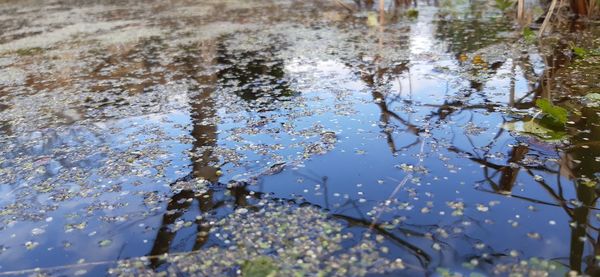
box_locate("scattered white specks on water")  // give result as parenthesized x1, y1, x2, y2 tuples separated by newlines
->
(74, 270, 87, 276)
(24, 241, 39, 250)
(476, 204, 489, 212)
(31, 228, 45, 236)
(98, 239, 112, 247)
(0, 0, 598, 275)
(235, 208, 248, 214)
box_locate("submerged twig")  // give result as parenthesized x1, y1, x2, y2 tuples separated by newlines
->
(368, 135, 427, 229)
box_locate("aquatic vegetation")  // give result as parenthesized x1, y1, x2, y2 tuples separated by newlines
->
(494, 0, 514, 12)
(1, 0, 600, 276)
(570, 43, 600, 59)
(108, 200, 405, 276)
(522, 27, 536, 44)
(406, 9, 419, 18)
(15, 47, 43, 56)
(492, 257, 570, 276)
(241, 257, 278, 277)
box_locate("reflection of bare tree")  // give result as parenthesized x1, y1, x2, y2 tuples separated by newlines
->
(358, 61, 423, 153)
(147, 39, 297, 268)
(338, 9, 423, 154)
(86, 38, 169, 102)
(491, 144, 529, 193)
(352, 0, 415, 10)
(434, 3, 513, 54)
(430, 7, 600, 272)
(139, 7, 600, 274)
(334, 212, 432, 267)
(216, 43, 295, 111)
(449, 42, 600, 274)
(148, 189, 212, 267)
(147, 40, 220, 268)
(146, 40, 440, 266)
(446, 115, 599, 274)
(563, 105, 600, 274)
(0, 103, 10, 136)
(148, 182, 262, 268)
(292, 169, 435, 268)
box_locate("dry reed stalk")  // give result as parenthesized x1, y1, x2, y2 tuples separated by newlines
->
(539, 0, 558, 37)
(517, 0, 525, 19)
(589, 0, 598, 17)
(379, 0, 385, 25)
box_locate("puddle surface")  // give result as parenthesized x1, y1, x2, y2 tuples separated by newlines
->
(1, 0, 600, 275)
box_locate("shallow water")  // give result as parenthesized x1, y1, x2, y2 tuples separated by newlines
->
(1, 0, 600, 276)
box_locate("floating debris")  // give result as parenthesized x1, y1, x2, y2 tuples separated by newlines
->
(0, 0, 599, 275)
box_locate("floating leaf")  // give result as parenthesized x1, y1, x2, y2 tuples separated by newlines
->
(435, 267, 451, 277)
(586, 93, 600, 101)
(25, 241, 39, 250)
(98, 239, 112, 247)
(367, 12, 379, 27)
(585, 93, 600, 107)
(502, 120, 567, 141)
(535, 99, 568, 125)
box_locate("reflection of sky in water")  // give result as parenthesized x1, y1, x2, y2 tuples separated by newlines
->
(253, 55, 577, 266)
(0, 0, 599, 275)
(0, 112, 191, 271)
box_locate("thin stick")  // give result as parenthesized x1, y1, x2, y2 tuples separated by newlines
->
(379, 0, 385, 26)
(368, 137, 427, 229)
(538, 0, 558, 37)
(333, 0, 355, 12)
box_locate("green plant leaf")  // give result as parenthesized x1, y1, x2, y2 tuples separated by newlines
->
(502, 120, 567, 142)
(582, 179, 597, 188)
(573, 46, 587, 58)
(522, 27, 535, 44)
(535, 99, 568, 125)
